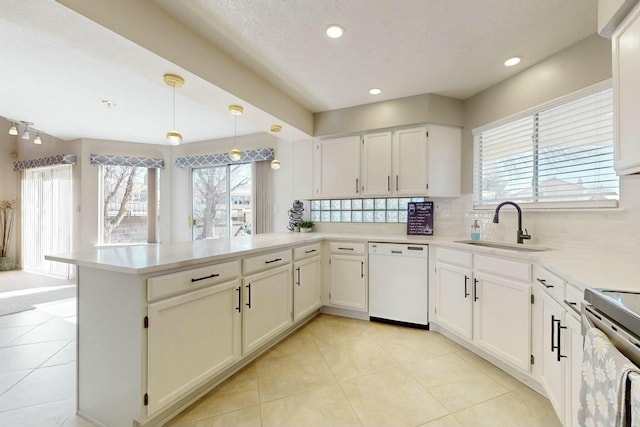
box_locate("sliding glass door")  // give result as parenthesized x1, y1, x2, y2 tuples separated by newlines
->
(21, 165, 73, 278)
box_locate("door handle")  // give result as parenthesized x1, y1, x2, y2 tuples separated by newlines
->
(235, 286, 241, 312)
(296, 267, 301, 286)
(464, 275, 470, 298)
(551, 315, 558, 353)
(191, 273, 219, 282)
(361, 261, 364, 278)
(473, 278, 479, 302)
(557, 321, 567, 362)
(265, 258, 282, 264)
(537, 278, 553, 288)
(246, 283, 252, 308)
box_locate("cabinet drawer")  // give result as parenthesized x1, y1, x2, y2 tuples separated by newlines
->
(475, 255, 531, 284)
(294, 243, 321, 260)
(243, 249, 292, 275)
(564, 283, 583, 320)
(147, 260, 241, 301)
(329, 242, 366, 255)
(435, 247, 472, 268)
(533, 265, 566, 303)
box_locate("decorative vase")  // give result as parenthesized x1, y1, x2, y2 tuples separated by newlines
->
(300, 227, 312, 233)
(0, 257, 15, 271)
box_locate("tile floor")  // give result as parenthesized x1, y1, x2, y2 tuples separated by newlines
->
(0, 301, 561, 427)
(167, 315, 562, 427)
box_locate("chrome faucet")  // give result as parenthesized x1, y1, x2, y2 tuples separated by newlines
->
(492, 201, 531, 244)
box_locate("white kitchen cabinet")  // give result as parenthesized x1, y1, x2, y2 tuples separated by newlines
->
(540, 289, 566, 423)
(473, 272, 531, 372)
(434, 247, 532, 374)
(434, 262, 473, 340)
(293, 255, 321, 322)
(242, 264, 293, 354)
(314, 135, 361, 198)
(565, 313, 583, 427)
(146, 279, 241, 416)
(614, 2, 640, 175)
(329, 254, 367, 311)
(393, 127, 428, 195)
(426, 125, 461, 197)
(362, 131, 393, 196)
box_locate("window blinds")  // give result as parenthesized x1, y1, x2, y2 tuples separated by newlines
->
(473, 87, 618, 208)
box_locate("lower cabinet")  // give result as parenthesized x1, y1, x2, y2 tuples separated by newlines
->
(540, 290, 565, 421)
(242, 264, 293, 354)
(329, 254, 367, 311)
(433, 247, 532, 374)
(146, 280, 242, 416)
(293, 255, 321, 322)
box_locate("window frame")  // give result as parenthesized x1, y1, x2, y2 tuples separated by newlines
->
(472, 80, 619, 211)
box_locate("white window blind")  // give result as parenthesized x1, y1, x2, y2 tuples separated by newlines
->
(473, 87, 618, 208)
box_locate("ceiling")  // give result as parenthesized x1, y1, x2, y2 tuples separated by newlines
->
(0, 0, 598, 145)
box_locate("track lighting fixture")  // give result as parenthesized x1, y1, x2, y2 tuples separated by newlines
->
(8, 122, 18, 136)
(163, 74, 184, 145)
(34, 132, 42, 145)
(21, 122, 33, 140)
(228, 105, 243, 161)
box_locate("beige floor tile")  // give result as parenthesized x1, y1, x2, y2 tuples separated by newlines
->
(303, 314, 369, 346)
(214, 363, 258, 396)
(375, 330, 463, 364)
(404, 353, 479, 388)
(172, 405, 262, 427)
(319, 338, 398, 381)
(427, 373, 509, 412)
(0, 309, 54, 329)
(455, 350, 524, 390)
(0, 339, 70, 374)
(269, 327, 318, 356)
(0, 326, 34, 347)
(8, 317, 75, 345)
(41, 340, 76, 367)
(261, 384, 361, 427)
(169, 388, 260, 425)
(60, 413, 98, 427)
(419, 414, 463, 427)
(453, 386, 562, 427)
(256, 347, 337, 402)
(0, 369, 31, 395)
(340, 367, 448, 427)
(0, 397, 75, 427)
(0, 363, 75, 411)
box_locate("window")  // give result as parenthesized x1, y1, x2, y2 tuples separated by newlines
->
(99, 165, 159, 244)
(473, 85, 618, 209)
(192, 163, 252, 240)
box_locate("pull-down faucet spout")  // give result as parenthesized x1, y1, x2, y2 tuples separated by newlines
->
(492, 201, 531, 244)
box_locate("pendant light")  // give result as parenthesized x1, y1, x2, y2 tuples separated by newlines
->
(228, 105, 243, 161)
(34, 131, 42, 145)
(8, 122, 18, 136)
(21, 123, 31, 140)
(163, 74, 184, 145)
(270, 124, 282, 170)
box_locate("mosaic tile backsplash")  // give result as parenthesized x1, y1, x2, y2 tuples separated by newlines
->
(310, 198, 428, 223)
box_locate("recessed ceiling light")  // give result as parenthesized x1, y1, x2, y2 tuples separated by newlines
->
(101, 99, 117, 108)
(504, 57, 521, 67)
(326, 24, 344, 39)
(369, 88, 382, 95)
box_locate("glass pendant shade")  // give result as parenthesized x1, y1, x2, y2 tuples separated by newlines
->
(166, 131, 182, 146)
(228, 105, 244, 161)
(270, 159, 281, 170)
(229, 149, 242, 161)
(34, 133, 42, 145)
(8, 122, 18, 136)
(22, 129, 30, 140)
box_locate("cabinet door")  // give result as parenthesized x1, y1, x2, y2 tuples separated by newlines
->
(614, 4, 640, 174)
(426, 125, 461, 197)
(315, 136, 361, 198)
(393, 127, 428, 195)
(540, 292, 565, 422)
(147, 280, 241, 416)
(473, 273, 531, 372)
(434, 262, 473, 340)
(294, 256, 321, 322)
(565, 313, 583, 427)
(243, 264, 293, 354)
(329, 255, 367, 311)
(362, 132, 392, 196)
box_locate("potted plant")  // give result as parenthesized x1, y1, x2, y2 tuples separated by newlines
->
(0, 200, 16, 271)
(298, 220, 314, 233)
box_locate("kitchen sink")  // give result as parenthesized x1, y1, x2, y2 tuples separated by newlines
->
(454, 240, 552, 252)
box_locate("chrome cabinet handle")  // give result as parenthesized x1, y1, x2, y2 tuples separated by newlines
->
(296, 267, 301, 286)
(464, 275, 470, 298)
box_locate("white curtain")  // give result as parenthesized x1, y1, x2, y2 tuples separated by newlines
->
(21, 164, 73, 278)
(253, 161, 273, 234)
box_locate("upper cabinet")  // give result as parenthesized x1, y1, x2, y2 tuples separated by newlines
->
(614, 2, 640, 175)
(314, 135, 361, 198)
(314, 125, 461, 199)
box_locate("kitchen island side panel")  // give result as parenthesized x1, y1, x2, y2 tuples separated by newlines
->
(77, 266, 145, 427)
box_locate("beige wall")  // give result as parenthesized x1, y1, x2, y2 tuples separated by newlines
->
(314, 93, 464, 137)
(461, 34, 612, 193)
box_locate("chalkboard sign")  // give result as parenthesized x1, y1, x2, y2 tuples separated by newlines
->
(407, 201, 434, 236)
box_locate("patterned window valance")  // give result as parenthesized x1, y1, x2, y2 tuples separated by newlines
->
(175, 148, 274, 168)
(13, 154, 77, 171)
(90, 154, 165, 169)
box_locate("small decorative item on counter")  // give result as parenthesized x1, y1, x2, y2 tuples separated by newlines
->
(293, 222, 300, 232)
(298, 221, 314, 233)
(470, 219, 481, 241)
(287, 200, 304, 231)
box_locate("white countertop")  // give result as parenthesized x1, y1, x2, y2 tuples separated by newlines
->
(46, 232, 640, 292)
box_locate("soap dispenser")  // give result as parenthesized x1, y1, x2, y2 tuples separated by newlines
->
(470, 220, 480, 241)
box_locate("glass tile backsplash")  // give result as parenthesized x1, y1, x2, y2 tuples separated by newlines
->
(310, 197, 426, 223)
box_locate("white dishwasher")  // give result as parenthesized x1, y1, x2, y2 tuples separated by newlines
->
(368, 242, 428, 328)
